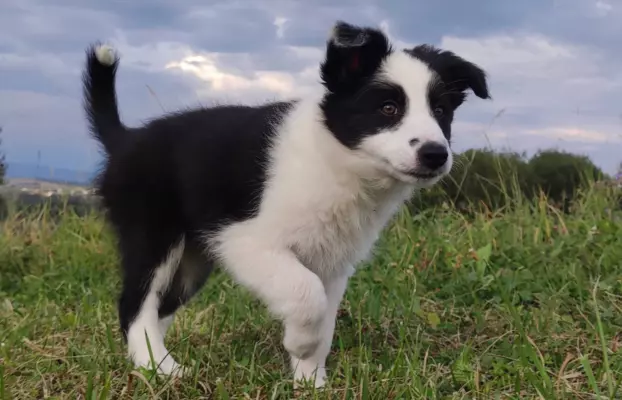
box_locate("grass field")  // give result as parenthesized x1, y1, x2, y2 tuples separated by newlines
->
(1, 186, 621, 399)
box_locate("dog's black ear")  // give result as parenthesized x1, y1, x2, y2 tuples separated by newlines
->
(407, 44, 491, 107)
(320, 21, 392, 93)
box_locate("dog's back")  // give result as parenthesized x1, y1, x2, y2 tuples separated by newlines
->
(83, 46, 295, 237)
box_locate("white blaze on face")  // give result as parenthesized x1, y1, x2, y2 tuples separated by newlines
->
(357, 51, 453, 180)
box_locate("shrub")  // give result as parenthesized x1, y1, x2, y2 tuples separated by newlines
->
(529, 149, 606, 205)
(412, 147, 610, 214)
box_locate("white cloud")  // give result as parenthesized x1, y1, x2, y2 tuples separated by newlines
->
(274, 16, 288, 39)
(166, 54, 296, 94)
(105, 35, 196, 73)
(595, 1, 613, 16)
(439, 34, 607, 85)
(524, 127, 620, 143)
(163, 48, 324, 103)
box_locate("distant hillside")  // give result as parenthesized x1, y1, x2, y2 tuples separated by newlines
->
(4, 162, 96, 185)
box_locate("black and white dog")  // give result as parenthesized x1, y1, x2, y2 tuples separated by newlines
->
(82, 21, 490, 388)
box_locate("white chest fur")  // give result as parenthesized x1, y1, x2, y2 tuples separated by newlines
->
(284, 182, 412, 279)
(220, 176, 412, 282)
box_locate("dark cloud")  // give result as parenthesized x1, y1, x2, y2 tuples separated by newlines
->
(382, 0, 555, 44)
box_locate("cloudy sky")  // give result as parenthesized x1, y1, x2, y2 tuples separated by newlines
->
(1, 0, 621, 175)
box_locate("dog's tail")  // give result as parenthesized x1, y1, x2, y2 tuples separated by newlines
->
(82, 43, 126, 156)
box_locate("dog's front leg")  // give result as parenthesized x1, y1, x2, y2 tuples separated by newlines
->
(215, 235, 329, 374)
(290, 271, 350, 388)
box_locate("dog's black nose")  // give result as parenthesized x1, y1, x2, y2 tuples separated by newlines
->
(418, 142, 448, 170)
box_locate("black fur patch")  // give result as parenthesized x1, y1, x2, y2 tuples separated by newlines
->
(320, 21, 393, 94)
(406, 44, 491, 110)
(319, 21, 403, 149)
(321, 81, 408, 149)
(406, 44, 490, 142)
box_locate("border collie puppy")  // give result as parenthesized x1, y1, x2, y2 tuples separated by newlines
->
(82, 21, 490, 388)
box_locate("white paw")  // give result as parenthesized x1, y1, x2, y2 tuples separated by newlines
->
(293, 363, 327, 389)
(157, 359, 189, 378)
(134, 355, 189, 378)
(283, 323, 321, 360)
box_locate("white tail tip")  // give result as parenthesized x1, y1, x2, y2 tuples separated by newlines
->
(95, 45, 117, 66)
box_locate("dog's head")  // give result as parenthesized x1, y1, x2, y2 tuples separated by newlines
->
(319, 21, 490, 187)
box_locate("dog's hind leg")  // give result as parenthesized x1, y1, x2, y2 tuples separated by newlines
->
(157, 239, 215, 336)
(118, 229, 186, 376)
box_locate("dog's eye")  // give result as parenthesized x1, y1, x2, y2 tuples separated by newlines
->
(380, 102, 398, 116)
(433, 106, 444, 117)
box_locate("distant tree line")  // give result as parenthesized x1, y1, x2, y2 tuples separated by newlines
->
(0, 191, 100, 221)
